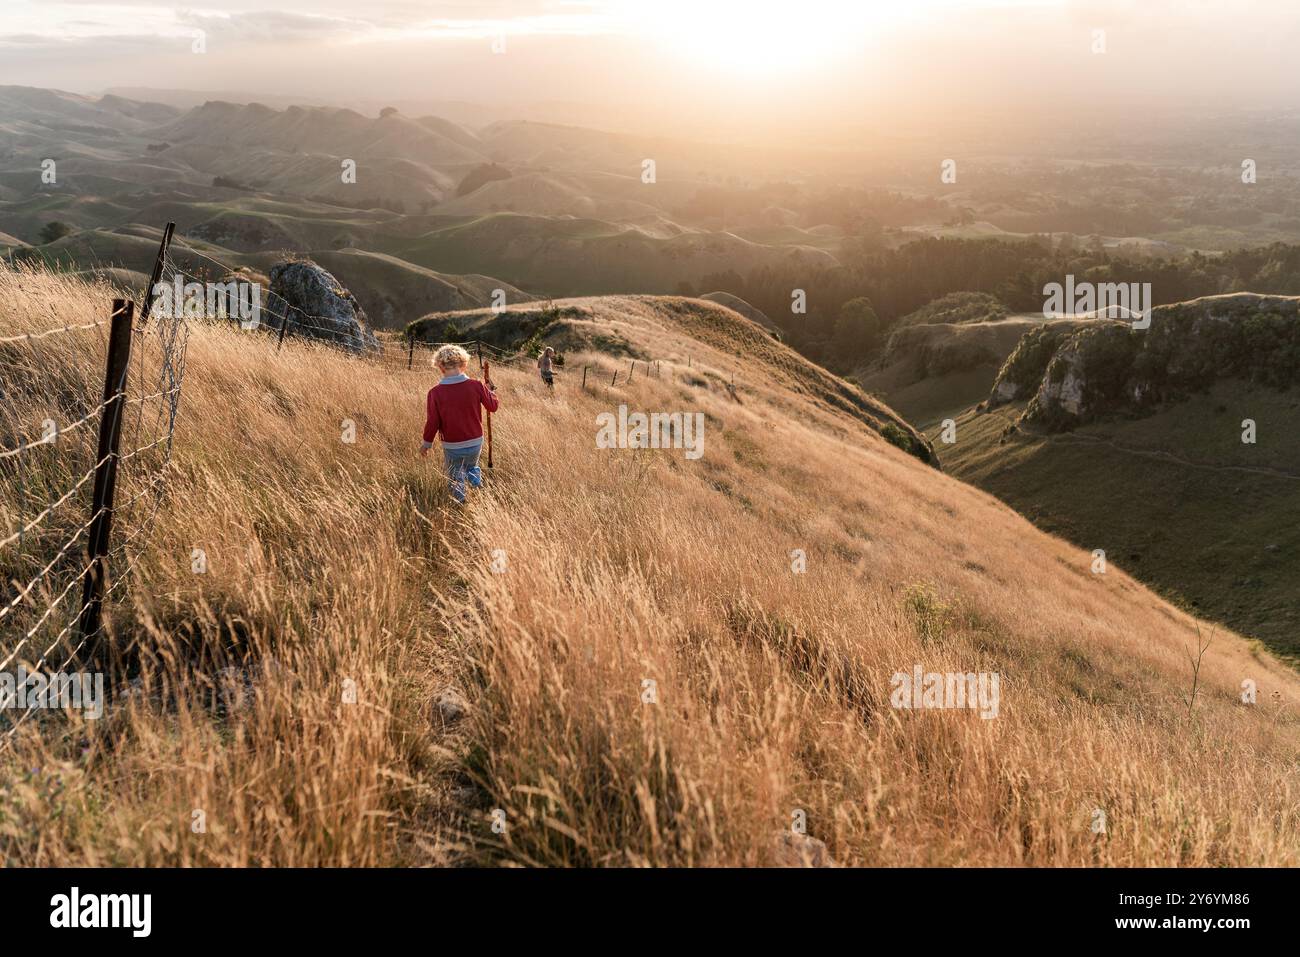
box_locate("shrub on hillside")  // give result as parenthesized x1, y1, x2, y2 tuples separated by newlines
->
(897, 291, 1009, 328)
(904, 583, 954, 645)
(1078, 322, 1143, 398)
(880, 421, 918, 456)
(38, 221, 72, 245)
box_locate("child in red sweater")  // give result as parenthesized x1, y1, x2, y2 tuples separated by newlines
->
(419, 344, 499, 503)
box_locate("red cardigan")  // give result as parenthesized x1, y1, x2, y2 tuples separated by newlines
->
(423, 376, 499, 444)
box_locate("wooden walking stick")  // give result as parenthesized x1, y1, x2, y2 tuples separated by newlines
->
(483, 359, 494, 469)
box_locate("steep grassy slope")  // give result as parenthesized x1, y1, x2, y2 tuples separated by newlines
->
(939, 384, 1300, 661)
(699, 291, 779, 335)
(3, 265, 1299, 866)
(408, 295, 933, 463)
(935, 295, 1300, 660)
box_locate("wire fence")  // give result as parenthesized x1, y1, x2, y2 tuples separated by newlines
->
(1, 250, 188, 745)
(163, 240, 696, 395)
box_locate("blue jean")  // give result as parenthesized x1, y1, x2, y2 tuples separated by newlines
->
(443, 443, 483, 502)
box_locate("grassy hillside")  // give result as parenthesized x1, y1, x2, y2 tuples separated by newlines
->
(410, 295, 934, 463)
(394, 212, 839, 296)
(152, 101, 486, 166)
(893, 291, 1009, 328)
(699, 291, 779, 334)
(937, 383, 1300, 662)
(431, 171, 664, 220)
(0, 85, 181, 140)
(3, 264, 1300, 866)
(11, 224, 533, 329)
(931, 294, 1300, 660)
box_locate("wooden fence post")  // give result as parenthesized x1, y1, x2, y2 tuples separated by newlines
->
(582, 366, 588, 390)
(611, 369, 618, 386)
(276, 308, 291, 351)
(136, 222, 175, 329)
(407, 331, 415, 370)
(77, 299, 135, 655)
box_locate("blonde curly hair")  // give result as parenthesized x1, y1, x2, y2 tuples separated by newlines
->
(434, 344, 472, 372)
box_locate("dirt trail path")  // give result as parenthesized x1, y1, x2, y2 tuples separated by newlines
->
(1050, 432, 1300, 482)
(954, 405, 1300, 482)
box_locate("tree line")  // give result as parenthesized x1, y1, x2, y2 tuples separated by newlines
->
(682, 237, 1300, 371)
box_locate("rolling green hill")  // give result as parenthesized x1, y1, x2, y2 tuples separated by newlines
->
(393, 212, 839, 296)
(10, 223, 532, 328)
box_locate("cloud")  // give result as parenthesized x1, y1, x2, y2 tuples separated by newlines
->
(3, 1, 1299, 121)
(174, 10, 379, 43)
(0, 2, 613, 51)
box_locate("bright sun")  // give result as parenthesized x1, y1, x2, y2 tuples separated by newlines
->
(614, 0, 911, 77)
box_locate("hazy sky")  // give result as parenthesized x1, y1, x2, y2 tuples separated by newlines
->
(3, 1, 1298, 133)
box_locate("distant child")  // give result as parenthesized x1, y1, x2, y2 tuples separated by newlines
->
(537, 347, 556, 389)
(420, 344, 498, 503)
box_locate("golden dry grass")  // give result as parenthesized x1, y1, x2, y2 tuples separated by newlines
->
(2, 263, 1299, 866)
